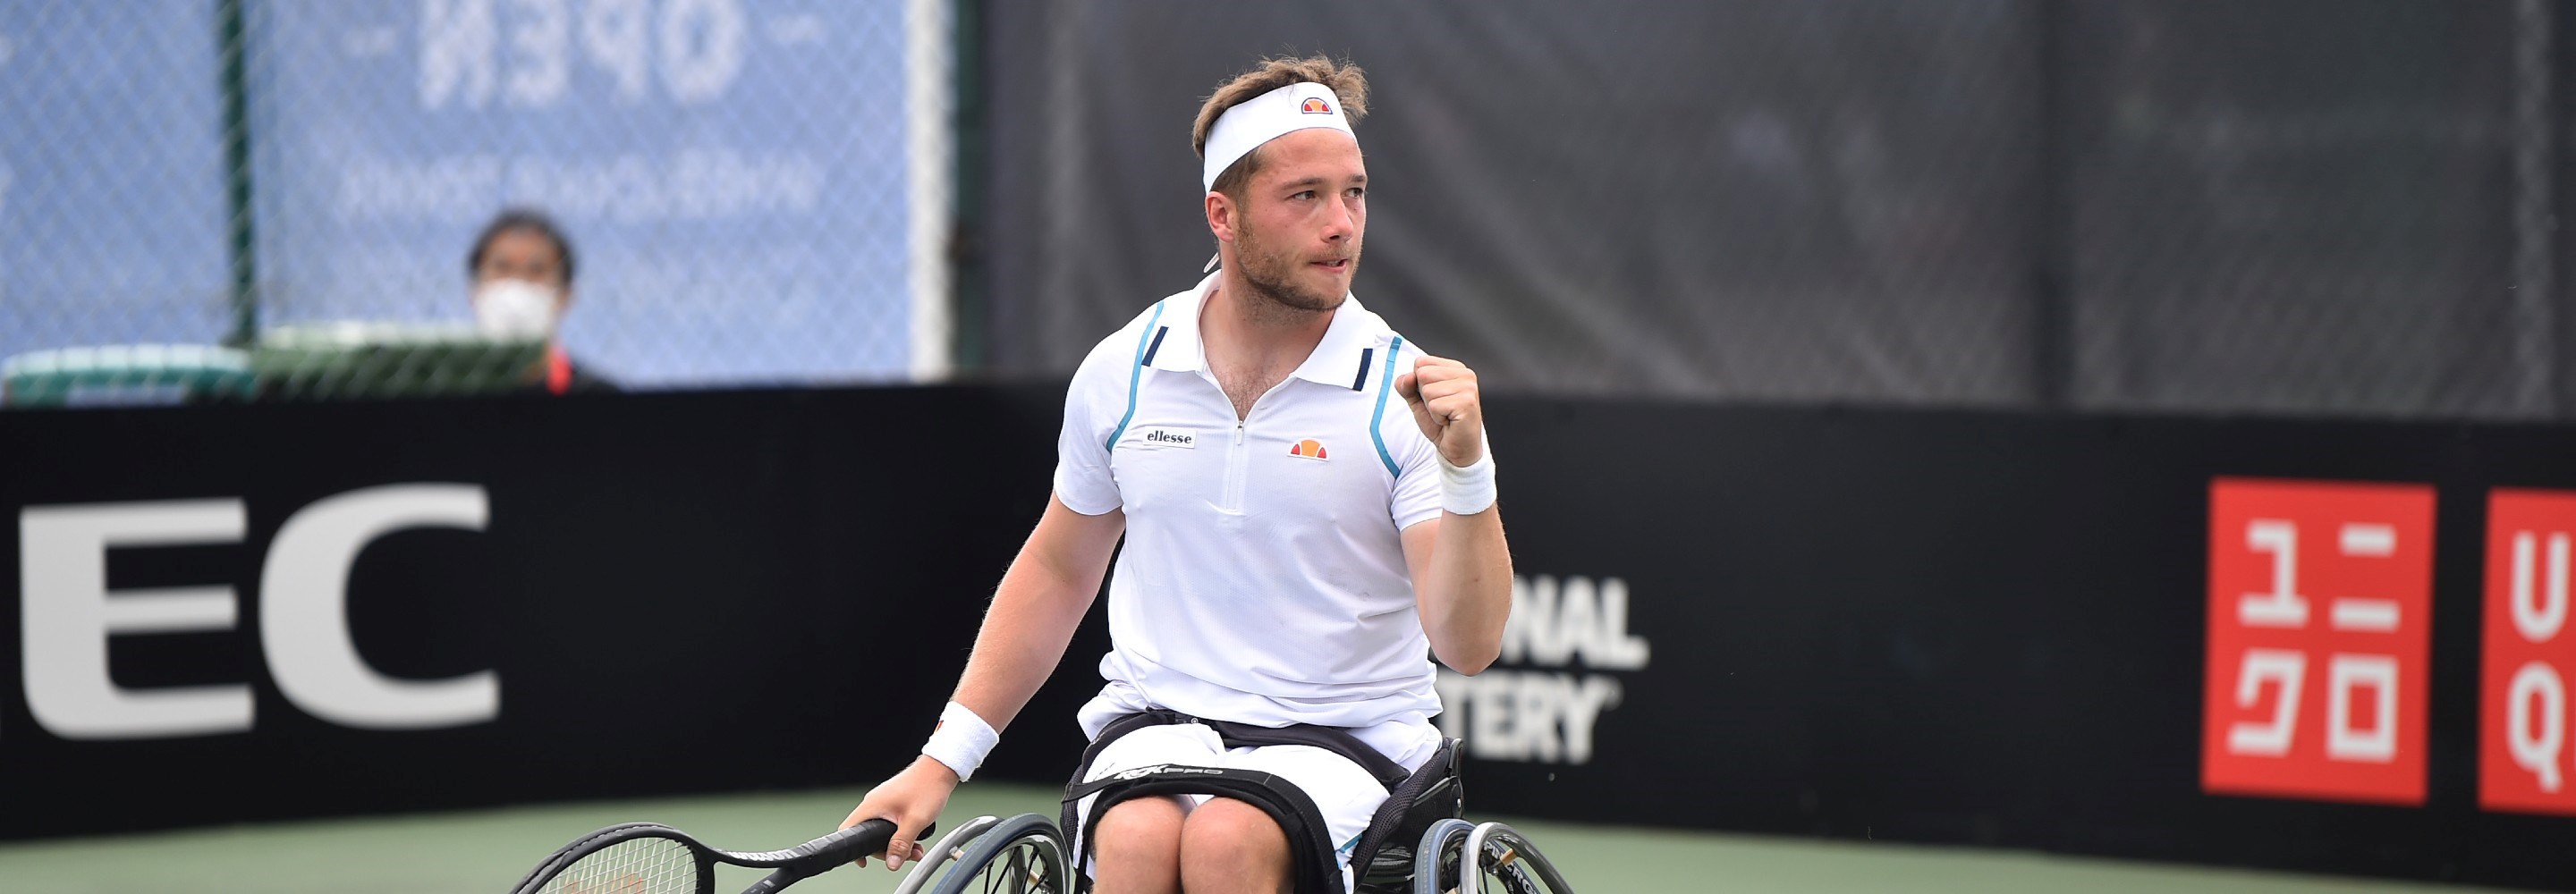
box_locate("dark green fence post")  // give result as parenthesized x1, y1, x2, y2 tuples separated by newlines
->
(217, 0, 258, 347)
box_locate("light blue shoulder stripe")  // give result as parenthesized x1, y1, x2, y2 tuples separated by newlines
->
(1368, 335, 1405, 476)
(1104, 300, 1168, 452)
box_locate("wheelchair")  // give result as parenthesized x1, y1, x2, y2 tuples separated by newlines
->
(888, 738, 1574, 894)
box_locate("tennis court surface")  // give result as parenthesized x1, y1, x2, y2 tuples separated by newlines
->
(0, 782, 2512, 894)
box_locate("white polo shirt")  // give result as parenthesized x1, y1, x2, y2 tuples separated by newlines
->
(1054, 272, 1447, 756)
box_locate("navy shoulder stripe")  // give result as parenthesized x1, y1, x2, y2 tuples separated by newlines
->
(1140, 325, 1170, 367)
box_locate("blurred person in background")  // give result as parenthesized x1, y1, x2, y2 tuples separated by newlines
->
(468, 207, 616, 394)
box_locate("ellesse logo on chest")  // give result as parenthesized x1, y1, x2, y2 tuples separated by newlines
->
(1135, 426, 1197, 448)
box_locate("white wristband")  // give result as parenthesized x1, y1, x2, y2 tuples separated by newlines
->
(921, 701, 999, 781)
(1437, 447, 1497, 516)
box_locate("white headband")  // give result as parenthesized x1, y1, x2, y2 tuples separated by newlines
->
(1200, 81, 1354, 191)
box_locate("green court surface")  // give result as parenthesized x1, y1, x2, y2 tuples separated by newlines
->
(0, 782, 2513, 894)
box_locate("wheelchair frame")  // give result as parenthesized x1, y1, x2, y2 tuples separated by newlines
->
(892, 812, 1573, 894)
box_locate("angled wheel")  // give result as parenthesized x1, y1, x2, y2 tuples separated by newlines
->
(893, 816, 1007, 894)
(1411, 819, 1474, 893)
(1415, 820, 1572, 894)
(913, 813, 1071, 894)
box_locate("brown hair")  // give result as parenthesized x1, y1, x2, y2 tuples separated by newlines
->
(1192, 55, 1369, 198)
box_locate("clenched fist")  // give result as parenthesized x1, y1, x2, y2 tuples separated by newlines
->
(1394, 355, 1485, 467)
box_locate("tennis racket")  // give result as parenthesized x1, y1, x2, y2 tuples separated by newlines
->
(506, 817, 930, 894)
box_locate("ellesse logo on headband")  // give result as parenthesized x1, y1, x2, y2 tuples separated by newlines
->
(1301, 97, 1332, 114)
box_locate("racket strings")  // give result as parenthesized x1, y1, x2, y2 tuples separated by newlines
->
(541, 836, 699, 894)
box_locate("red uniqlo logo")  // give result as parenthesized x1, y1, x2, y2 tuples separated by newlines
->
(2481, 490, 2576, 814)
(2203, 478, 2434, 805)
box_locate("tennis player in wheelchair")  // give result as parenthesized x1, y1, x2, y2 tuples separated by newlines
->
(844, 55, 1516, 894)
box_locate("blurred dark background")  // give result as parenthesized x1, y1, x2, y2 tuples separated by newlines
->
(976, 0, 2567, 419)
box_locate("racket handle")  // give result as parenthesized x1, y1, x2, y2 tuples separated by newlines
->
(736, 819, 931, 893)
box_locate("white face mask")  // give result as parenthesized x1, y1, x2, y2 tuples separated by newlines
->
(472, 279, 562, 340)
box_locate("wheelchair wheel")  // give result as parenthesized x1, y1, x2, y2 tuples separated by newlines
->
(1414, 819, 1573, 894)
(897, 813, 1072, 894)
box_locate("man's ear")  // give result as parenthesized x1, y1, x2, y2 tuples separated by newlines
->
(1204, 190, 1237, 245)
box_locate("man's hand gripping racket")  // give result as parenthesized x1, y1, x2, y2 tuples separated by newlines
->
(506, 817, 930, 894)
(838, 755, 960, 871)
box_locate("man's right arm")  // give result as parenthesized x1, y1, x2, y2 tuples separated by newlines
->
(953, 493, 1126, 734)
(841, 493, 1126, 869)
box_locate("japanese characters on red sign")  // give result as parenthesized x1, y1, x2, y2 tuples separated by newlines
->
(2481, 489, 2576, 814)
(2204, 477, 2435, 805)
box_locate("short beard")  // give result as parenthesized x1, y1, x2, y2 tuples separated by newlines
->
(1233, 216, 1352, 324)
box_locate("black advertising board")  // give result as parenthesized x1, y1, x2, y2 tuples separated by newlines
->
(5, 388, 2576, 889)
(1467, 401, 2576, 890)
(0, 386, 1096, 840)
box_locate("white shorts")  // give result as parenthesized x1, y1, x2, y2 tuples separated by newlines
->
(1070, 722, 1390, 892)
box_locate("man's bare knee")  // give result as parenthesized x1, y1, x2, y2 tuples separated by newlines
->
(1094, 797, 1187, 894)
(1179, 798, 1291, 894)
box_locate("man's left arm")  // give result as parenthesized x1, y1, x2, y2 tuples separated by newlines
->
(1396, 355, 1513, 674)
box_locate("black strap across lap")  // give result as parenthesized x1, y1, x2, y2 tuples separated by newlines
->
(1072, 709, 1410, 789)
